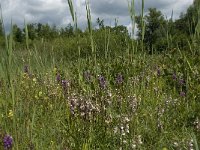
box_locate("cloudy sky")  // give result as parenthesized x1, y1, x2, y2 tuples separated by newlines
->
(1, 0, 193, 31)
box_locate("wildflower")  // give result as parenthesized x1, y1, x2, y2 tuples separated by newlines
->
(98, 75, 106, 89)
(49, 104, 53, 110)
(120, 126, 124, 131)
(84, 71, 91, 82)
(3, 134, 13, 149)
(121, 131, 126, 136)
(123, 140, 127, 144)
(33, 78, 37, 83)
(8, 110, 13, 118)
(114, 127, 118, 134)
(38, 91, 43, 97)
(188, 139, 194, 150)
(157, 68, 161, 76)
(157, 120, 163, 131)
(56, 73, 61, 83)
(137, 135, 143, 145)
(24, 65, 29, 73)
(61, 80, 69, 90)
(125, 124, 130, 133)
(35, 95, 39, 100)
(180, 91, 186, 97)
(107, 90, 112, 97)
(69, 99, 76, 116)
(131, 144, 136, 149)
(179, 79, 185, 86)
(124, 116, 130, 123)
(116, 73, 123, 85)
(194, 117, 200, 131)
(50, 141, 54, 145)
(172, 73, 177, 80)
(173, 142, 179, 147)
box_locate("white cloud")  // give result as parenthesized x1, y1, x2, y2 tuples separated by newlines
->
(0, 0, 194, 31)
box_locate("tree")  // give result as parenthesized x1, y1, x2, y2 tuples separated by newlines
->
(25, 23, 37, 40)
(39, 24, 51, 39)
(60, 23, 74, 38)
(13, 24, 23, 43)
(170, 0, 200, 49)
(174, 0, 199, 36)
(36, 23, 43, 37)
(136, 8, 167, 51)
(50, 24, 59, 39)
(112, 25, 129, 36)
(185, 0, 199, 35)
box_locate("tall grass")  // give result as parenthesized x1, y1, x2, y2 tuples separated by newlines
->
(0, 0, 199, 149)
(141, 0, 145, 52)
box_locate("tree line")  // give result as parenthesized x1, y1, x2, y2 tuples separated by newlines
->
(0, 0, 199, 52)
(136, 0, 199, 52)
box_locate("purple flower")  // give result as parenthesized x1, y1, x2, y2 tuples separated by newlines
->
(24, 65, 29, 73)
(172, 73, 177, 80)
(180, 91, 186, 97)
(179, 79, 185, 86)
(61, 80, 69, 90)
(157, 68, 161, 76)
(56, 73, 61, 83)
(3, 135, 13, 149)
(116, 73, 123, 85)
(98, 75, 106, 89)
(62, 80, 67, 88)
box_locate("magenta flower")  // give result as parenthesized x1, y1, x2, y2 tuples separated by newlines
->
(98, 75, 106, 89)
(56, 73, 61, 83)
(180, 91, 186, 97)
(24, 65, 29, 73)
(3, 134, 13, 149)
(61, 80, 70, 90)
(172, 73, 177, 81)
(116, 73, 123, 85)
(179, 79, 185, 86)
(157, 68, 161, 76)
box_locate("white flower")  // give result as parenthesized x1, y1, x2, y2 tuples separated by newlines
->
(114, 127, 118, 134)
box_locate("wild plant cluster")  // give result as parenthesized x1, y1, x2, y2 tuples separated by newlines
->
(0, 0, 200, 149)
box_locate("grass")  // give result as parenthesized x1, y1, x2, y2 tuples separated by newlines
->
(0, 0, 200, 149)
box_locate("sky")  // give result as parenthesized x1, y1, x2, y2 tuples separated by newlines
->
(0, 0, 194, 32)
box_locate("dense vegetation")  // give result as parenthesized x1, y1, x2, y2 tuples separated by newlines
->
(0, 0, 200, 149)
(0, 0, 199, 54)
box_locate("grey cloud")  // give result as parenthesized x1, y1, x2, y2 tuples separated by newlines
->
(0, 0, 193, 32)
(90, 0, 128, 16)
(90, 0, 193, 19)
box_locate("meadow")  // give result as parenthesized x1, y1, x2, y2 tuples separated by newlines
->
(0, 0, 200, 149)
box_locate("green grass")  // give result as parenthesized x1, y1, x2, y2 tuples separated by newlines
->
(0, 0, 200, 149)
